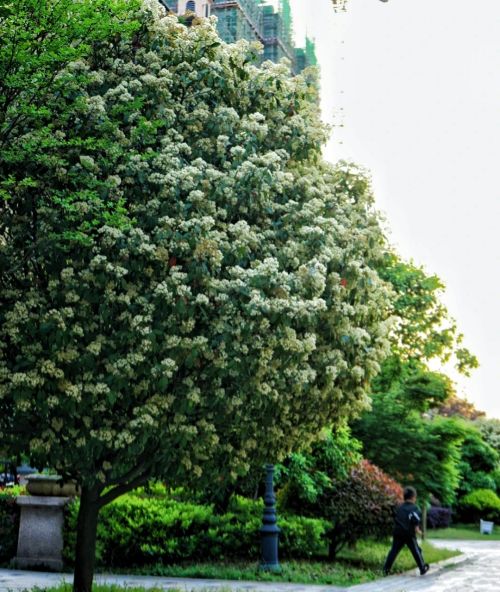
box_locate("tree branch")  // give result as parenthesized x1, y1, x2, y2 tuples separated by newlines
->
(98, 472, 150, 508)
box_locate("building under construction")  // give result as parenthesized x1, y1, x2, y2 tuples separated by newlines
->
(162, 0, 317, 75)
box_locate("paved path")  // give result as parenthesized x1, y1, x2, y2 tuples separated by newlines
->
(0, 540, 499, 592)
(350, 540, 500, 592)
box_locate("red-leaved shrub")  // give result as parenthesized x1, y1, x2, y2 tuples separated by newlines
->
(323, 460, 403, 558)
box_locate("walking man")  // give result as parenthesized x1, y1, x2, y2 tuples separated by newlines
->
(383, 486, 429, 576)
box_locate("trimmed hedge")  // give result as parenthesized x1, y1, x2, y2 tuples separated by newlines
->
(0, 488, 20, 563)
(458, 489, 500, 523)
(63, 493, 331, 567)
(427, 506, 453, 529)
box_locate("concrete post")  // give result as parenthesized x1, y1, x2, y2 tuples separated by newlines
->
(15, 496, 71, 570)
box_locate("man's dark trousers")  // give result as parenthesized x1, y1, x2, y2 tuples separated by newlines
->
(384, 534, 426, 573)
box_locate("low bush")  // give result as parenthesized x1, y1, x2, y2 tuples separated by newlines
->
(458, 488, 500, 523)
(427, 506, 453, 529)
(63, 493, 330, 567)
(0, 488, 20, 563)
(324, 460, 402, 558)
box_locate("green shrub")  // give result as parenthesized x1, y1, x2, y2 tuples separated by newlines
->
(279, 514, 330, 558)
(0, 488, 20, 563)
(459, 488, 500, 523)
(277, 427, 362, 509)
(277, 431, 402, 559)
(63, 493, 329, 567)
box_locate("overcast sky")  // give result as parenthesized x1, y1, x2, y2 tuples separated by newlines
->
(282, 0, 500, 417)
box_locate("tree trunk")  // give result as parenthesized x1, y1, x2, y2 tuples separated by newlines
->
(421, 502, 428, 540)
(328, 529, 340, 560)
(73, 485, 101, 592)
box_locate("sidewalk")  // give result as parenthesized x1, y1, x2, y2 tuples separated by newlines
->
(0, 543, 472, 592)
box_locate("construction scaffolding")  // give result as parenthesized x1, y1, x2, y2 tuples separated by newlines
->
(261, 3, 294, 65)
(280, 0, 293, 46)
(305, 36, 317, 67)
(212, 0, 263, 44)
(163, 0, 317, 75)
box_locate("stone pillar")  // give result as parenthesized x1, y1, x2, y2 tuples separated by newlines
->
(15, 496, 70, 570)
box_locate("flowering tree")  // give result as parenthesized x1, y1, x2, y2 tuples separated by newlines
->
(0, 1, 392, 589)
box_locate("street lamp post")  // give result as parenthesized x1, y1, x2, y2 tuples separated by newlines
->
(260, 463, 281, 572)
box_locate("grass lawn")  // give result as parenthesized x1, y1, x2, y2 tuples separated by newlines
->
(110, 539, 460, 587)
(33, 540, 461, 591)
(429, 523, 500, 541)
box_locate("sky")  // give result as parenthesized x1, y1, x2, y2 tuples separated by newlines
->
(281, 0, 500, 417)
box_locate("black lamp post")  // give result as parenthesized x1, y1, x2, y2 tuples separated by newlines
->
(260, 463, 281, 572)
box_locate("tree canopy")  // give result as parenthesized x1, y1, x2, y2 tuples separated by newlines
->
(351, 371, 465, 505)
(455, 427, 499, 497)
(351, 253, 480, 506)
(0, 1, 393, 589)
(378, 254, 478, 374)
(0, 0, 141, 149)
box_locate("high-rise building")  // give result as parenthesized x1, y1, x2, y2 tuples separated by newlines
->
(163, 1, 212, 18)
(161, 0, 317, 75)
(295, 36, 317, 73)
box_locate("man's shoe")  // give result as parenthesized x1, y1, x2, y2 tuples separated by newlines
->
(383, 568, 390, 577)
(420, 564, 430, 575)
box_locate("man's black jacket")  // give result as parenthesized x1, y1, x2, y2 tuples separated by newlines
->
(393, 501, 421, 538)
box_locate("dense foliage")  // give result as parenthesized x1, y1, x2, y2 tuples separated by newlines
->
(277, 433, 401, 559)
(377, 255, 477, 373)
(63, 492, 330, 566)
(456, 428, 499, 497)
(0, 488, 19, 563)
(352, 370, 465, 505)
(475, 418, 500, 456)
(0, 0, 141, 148)
(0, 0, 392, 492)
(352, 255, 479, 509)
(458, 489, 500, 524)
(277, 427, 362, 508)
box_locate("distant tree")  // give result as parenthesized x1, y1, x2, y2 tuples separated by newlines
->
(474, 418, 500, 455)
(378, 255, 477, 374)
(456, 427, 499, 497)
(352, 379, 465, 508)
(352, 255, 478, 528)
(437, 394, 485, 421)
